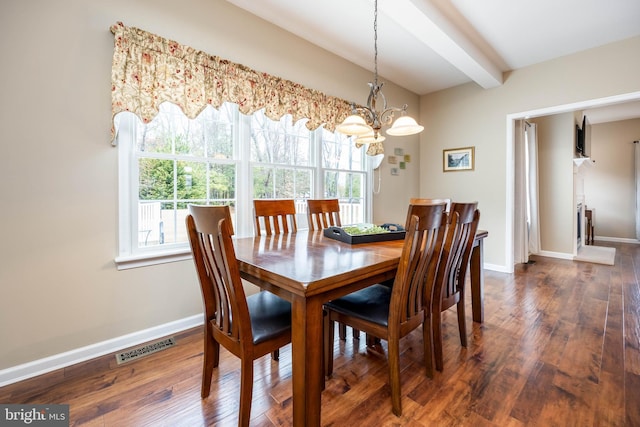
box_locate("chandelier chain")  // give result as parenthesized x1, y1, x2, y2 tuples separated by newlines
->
(373, 0, 378, 86)
(334, 0, 423, 155)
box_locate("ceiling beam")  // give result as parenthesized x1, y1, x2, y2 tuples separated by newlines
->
(379, 0, 503, 89)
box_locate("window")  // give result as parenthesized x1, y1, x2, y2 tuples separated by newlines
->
(115, 102, 370, 269)
(320, 129, 365, 225)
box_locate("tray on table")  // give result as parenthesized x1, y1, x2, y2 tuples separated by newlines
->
(323, 224, 406, 244)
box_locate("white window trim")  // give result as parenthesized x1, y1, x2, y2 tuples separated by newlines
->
(114, 114, 193, 269)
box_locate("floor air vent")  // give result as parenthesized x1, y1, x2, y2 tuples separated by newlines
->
(115, 337, 176, 365)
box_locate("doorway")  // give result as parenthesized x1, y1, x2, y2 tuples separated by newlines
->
(507, 91, 640, 272)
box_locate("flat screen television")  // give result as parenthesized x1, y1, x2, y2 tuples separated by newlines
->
(576, 115, 590, 158)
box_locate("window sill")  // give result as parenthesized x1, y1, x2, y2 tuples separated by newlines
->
(115, 248, 192, 270)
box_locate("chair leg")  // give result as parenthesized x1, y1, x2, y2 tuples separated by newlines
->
(201, 330, 219, 398)
(338, 323, 360, 339)
(239, 358, 254, 427)
(423, 315, 435, 379)
(324, 311, 335, 377)
(366, 334, 377, 347)
(387, 335, 402, 416)
(271, 349, 279, 361)
(457, 298, 467, 348)
(433, 311, 444, 372)
(338, 322, 347, 340)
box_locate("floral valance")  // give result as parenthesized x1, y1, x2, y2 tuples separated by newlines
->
(110, 21, 354, 143)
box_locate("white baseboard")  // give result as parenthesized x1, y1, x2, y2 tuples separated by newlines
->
(0, 314, 203, 387)
(536, 250, 574, 260)
(484, 263, 510, 273)
(595, 236, 640, 244)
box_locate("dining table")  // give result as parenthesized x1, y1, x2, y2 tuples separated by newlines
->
(233, 228, 488, 427)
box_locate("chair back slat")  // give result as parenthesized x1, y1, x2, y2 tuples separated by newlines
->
(307, 199, 342, 230)
(434, 202, 480, 306)
(253, 199, 298, 236)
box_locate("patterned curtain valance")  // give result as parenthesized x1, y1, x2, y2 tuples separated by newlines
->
(110, 21, 354, 142)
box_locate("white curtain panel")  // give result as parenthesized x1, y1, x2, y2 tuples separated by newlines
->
(526, 123, 541, 255)
(514, 120, 529, 263)
(635, 141, 640, 239)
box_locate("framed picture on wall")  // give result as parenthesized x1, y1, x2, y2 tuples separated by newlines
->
(443, 146, 475, 172)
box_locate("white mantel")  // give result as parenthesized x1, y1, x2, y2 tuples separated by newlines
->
(574, 157, 594, 254)
(573, 157, 594, 169)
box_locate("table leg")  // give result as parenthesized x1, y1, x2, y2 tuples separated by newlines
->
(291, 295, 324, 427)
(470, 237, 484, 323)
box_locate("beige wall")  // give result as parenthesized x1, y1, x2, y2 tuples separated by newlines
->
(419, 36, 640, 268)
(585, 118, 640, 239)
(0, 0, 419, 371)
(535, 113, 576, 254)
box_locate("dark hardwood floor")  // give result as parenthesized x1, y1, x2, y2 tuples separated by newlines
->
(1, 241, 639, 426)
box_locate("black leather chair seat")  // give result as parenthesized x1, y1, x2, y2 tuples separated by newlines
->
(324, 284, 391, 328)
(247, 291, 292, 345)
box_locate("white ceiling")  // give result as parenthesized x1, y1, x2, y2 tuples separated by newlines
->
(225, 0, 640, 122)
(583, 101, 640, 125)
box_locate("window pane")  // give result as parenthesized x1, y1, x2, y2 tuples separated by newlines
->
(201, 104, 235, 159)
(136, 103, 187, 154)
(135, 103, 235, 158)
(138, 201, 165, 247)
(251, 112, 285, 163)
(209, 163, 236, 200)
(179, 161, 206, 203)
(295, 169, 312, 199)
(288, 118, 311, 166)
(250, 110, 311, 165)
(275, 168, 294, 198)
(252, 166, 311, 200)
(324, 171, 365, 224)
(252, 166, 274, 199)
(158, 203, 185, 246)
(321, 128, 363, 171)
(324, 171, 339, 198)
(139, 158, 174, 201)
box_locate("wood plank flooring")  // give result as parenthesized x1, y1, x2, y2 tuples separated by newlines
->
(1, 241, 639, 426)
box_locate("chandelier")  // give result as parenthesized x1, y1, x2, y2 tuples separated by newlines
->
(336, 0, 423, 156)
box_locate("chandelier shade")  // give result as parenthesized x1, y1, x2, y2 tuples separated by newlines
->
(336, 0, 423, 155)
(356, 130, 386, 145)
(386, 115, 424, 136)
(335, 114, 371, 136)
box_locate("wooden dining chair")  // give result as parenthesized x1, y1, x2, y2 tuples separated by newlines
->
(306, 198, 342, 230)
(364, 198, 451, 348)
(186, 205, 292, 427)
(429, 202, 480, 373)
(362, 198, 450, 349)
(323, 202, 448, 416)
(253, 199, 298, 236)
